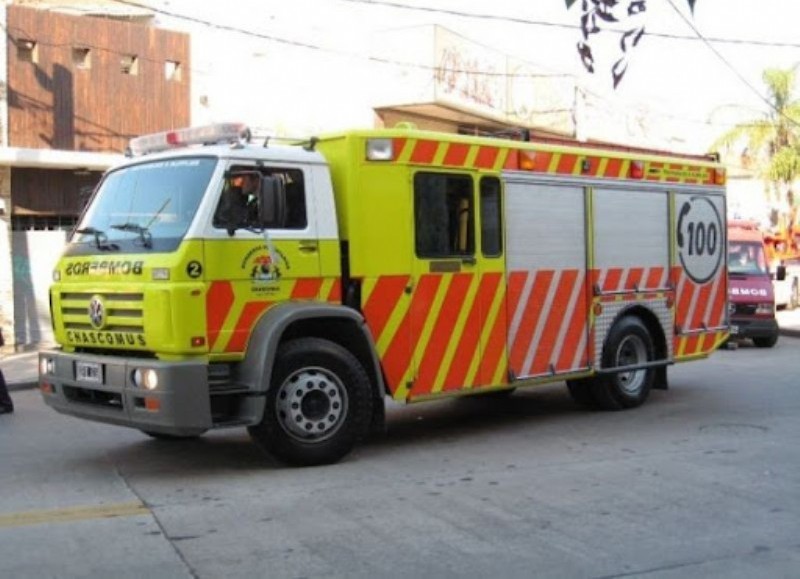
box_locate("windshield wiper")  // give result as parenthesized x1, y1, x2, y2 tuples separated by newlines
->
(110, 223, 153, 249)
(75, 227, 118, 251)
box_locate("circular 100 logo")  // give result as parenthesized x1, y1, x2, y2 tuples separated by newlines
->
(677, 196, 723, 284)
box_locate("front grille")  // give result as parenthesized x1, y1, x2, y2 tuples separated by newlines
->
(60, 292, 144, 333)
(732, 303, 757, 316)
(63, 385, 123, 410)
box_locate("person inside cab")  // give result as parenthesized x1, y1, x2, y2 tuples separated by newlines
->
(214, 172, 260, 234)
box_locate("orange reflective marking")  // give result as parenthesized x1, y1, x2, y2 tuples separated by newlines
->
(410, 140, 438, 164)
(504, 149, 519, 170)
(414, 273, 472, 395)
(675, 276, 696, 331)
(689, 281, 714, 331)
(509, 270, 554, 373)
(625, 267, 644, 291)
(363, 275, 409, 343)
(443, 143, 470, 167)
(225, 301, 272, 352)
(556, 273, 589, 372)
(604, 158, 623, 178)
(382, 275, 441, 392)
(392, 138, 407, 160)
(206, 281, 234, 350)
(291, 278, 323, 299)
(327, 279, 342, 303)
(475, 146, 499, 169)
(531, 151, 553, 172)
(478, 281, 508, 386)
(557, 154, 578, 175)
(707, 274, 727, 328)
(603, 268, 623, 292)
(530, 269, 578, 375)
(444, 272, 502, 391)
(645, 267, 665, 290)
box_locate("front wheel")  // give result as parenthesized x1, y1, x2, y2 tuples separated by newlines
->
(591, 316, 656, 410)
(248, 337, 373, 466)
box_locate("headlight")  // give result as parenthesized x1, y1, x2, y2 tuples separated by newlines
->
(39, 357, 54, 375)
(132, 368, 159, 390)
(755, 302, 774, 315)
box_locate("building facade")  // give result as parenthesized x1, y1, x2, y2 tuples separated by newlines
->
(0, 2, 189, 349)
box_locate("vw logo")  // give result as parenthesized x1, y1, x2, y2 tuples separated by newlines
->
(88, 295, 106, 329)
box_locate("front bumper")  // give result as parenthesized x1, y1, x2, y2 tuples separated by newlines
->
(38, 350, 212, 436)
(729, 316, 779, 340)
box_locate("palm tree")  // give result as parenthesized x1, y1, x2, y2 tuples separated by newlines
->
(711, 67, 800, 230)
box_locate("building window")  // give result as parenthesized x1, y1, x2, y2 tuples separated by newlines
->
(414, 172, 474, 258)
(11, 215, 78, 232)
(72, 47, 92, 70)
(165, 60, 182, 81)
(17, 39, 38, 63)
(121, 54, 139, 75)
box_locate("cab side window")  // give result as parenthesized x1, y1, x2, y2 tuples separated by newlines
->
(414, 172, 474, 258)
(213, 166, 307, 232)
(480, 177, 502, 257)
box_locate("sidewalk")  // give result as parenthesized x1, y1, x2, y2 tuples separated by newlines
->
(3, 311, 800, 393)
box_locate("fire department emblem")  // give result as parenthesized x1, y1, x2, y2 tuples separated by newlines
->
(88, 295, 106, 329)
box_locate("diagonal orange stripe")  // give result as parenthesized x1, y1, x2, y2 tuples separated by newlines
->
(625, 268, 645, 291)
(382, 275, 441, 393)
(530, 270, 579, 375)
(410, 140, 438, 164)
(414, 273, 473, 395)
(556, 272, 588, 372)
(327, 278, 342, 303)
(557, 154, 578, 175)
(291, 278, 323, 299)
(443, 143, 470, 167)
(477, 284, 508, 386)
(443, 272, 502, 391)
(225, 301, 272, 353)
(603, 268, 624, 292)
(474, 146, 499, 169)
(645, 267, 665, 290)
(206, 281, 234, 351)
(509, 270, 554, 374)
(363, 276, 409, 343)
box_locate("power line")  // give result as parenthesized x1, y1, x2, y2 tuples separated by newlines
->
(665, 0, 800, 130)
(338, 0, 800, 50)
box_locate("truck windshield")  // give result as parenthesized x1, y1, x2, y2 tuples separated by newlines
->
(70, 157, 216, 254)
(728, 241, 768, 275)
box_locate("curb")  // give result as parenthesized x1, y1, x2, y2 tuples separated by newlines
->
(9, 381, 38, 393)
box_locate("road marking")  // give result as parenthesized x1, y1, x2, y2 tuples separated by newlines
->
(0, 501, 150, 528)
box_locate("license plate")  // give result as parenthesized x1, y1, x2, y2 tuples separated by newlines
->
(730, 325, 739, 336)
(76, 361, 102, 383)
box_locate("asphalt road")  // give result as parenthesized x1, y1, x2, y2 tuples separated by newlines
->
(2, 339, 799, 579)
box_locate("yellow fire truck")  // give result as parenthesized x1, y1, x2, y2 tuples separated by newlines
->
(39, 123, 729, 465)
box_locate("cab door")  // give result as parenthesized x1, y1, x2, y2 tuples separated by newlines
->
(203, 162, 322, 355)
(406, 171, 506, 400)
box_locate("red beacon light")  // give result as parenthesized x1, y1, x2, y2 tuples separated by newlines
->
(128, 123, 251, 156)
(629, 160, 645, 179)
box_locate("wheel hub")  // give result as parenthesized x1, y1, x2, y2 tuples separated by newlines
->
(275, 368, 347, 442)
(615, 334, 647, 395)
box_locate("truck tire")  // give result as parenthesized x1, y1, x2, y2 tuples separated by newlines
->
(591, 316, 655, 410)
(753, 333, 778, 348)
(248, 337, 373, 466)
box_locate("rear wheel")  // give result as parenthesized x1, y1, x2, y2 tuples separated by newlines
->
(591, 316, 655, 410)
(753, 333, 778, 348)
(248, 337, 373, 466)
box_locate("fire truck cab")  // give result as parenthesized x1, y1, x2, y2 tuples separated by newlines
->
(40, 124, 729, 465)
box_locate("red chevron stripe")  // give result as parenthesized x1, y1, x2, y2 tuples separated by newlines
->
(291, 278, 322, 299)
(382, 275, 442, 393)
(444, 272, 502, 391)
(443, 143, 470, 167)
(225, 301, 272, 352)
(410, 140, 438, 164)
(556, 272, 589, 372)
(363, 275, 409, 343)
(530, 269, 579, 375)
(206, 281, 235, 350)
(509, 270, 554, 374)
(414, 274, 473, 395)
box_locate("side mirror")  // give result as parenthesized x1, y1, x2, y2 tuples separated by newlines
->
(776, 264, 787, 281)
(257, 176, 287, 228)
